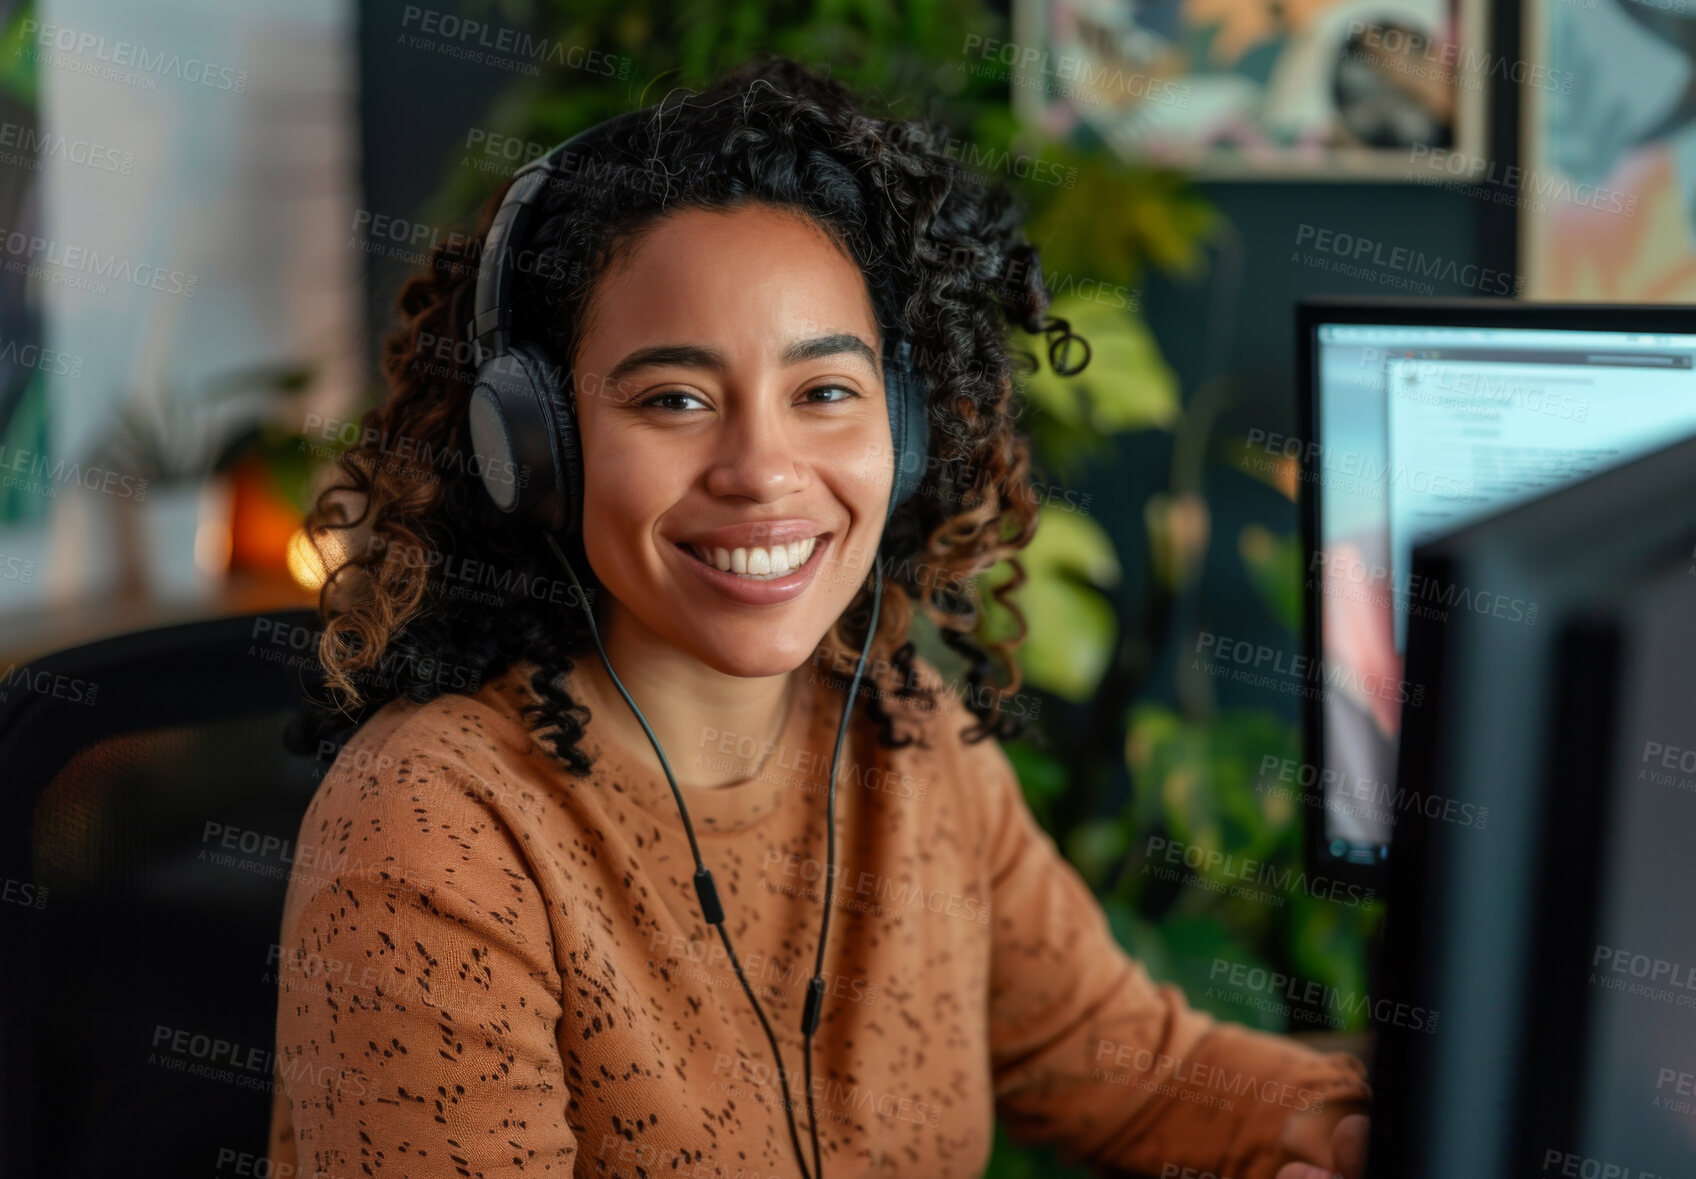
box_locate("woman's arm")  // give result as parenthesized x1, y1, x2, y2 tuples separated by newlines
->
(269, 746, 576, 1177)
(972, 735, 1371, 1179)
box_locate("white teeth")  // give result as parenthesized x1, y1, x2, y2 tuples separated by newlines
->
(687, 536, 821, 580)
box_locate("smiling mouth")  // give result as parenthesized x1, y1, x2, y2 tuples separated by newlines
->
(676, 535, 826, 580)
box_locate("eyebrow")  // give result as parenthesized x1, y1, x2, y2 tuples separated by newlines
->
(605, 333, 879, 385)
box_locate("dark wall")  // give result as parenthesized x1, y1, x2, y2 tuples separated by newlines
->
(357, 0, 512, 380)
(1114, 176, 1518, 729)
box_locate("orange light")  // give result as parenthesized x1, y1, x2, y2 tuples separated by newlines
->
(286, 527, 327, 590)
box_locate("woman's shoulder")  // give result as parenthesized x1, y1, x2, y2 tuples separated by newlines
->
(300, 663, 557, 856)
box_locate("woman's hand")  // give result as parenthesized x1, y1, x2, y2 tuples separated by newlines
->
(1275, 1112, 1370, 1179)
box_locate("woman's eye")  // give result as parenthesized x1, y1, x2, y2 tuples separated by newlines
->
(639, 390, 708, 412)
(803, 384, 860, 405)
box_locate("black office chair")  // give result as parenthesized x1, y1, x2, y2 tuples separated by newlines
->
(0, 609, 332, 1179)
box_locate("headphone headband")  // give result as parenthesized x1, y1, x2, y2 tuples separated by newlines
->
(468, 107, 651, 367)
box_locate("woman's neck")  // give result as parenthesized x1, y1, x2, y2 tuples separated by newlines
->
(573, 608, 798, 791)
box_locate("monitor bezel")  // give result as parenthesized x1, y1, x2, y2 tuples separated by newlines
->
(1296, 296, 1696, 889)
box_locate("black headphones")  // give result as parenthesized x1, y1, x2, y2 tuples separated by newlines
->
(460, 108, 932, 1179)
(463, 107, 931, 541)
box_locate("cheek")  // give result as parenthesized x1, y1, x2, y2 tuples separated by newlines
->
(578, 442, 682, 571)
(833, 417, 897, 509)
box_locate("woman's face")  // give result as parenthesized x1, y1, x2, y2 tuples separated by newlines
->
(571, 203, 895, 678)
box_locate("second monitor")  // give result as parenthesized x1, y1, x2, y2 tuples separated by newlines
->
(1296, 298, 1696, 881)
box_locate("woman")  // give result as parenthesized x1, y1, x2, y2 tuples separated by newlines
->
(267, 57, 1370, 1179)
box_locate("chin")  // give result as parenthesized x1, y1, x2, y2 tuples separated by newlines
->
(681, 625, 826, 680)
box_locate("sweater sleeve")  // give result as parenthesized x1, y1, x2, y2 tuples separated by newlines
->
(974, 734, 1371, 1178)
(268, 745, 576, 1178)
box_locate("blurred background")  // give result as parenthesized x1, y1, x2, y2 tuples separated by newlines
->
(0, 0, 1685, 1171)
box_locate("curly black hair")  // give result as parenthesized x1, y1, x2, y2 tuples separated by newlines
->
(292, 54, 1084, 774)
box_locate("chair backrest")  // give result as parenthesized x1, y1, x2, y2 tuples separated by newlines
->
(0, 609, 332, 1179)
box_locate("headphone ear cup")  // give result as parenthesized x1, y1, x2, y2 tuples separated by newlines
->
(883, 355, 931, 516)
(467, 342, 583, 538)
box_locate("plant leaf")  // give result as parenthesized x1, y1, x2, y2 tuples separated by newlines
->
(978, 505, 1121, 701)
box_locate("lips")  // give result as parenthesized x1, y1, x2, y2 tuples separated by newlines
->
(671, 519, 830, 581)
(671, 530, 831, 606)
(681, 536, 819, 578)
(677, 519, 825, 550)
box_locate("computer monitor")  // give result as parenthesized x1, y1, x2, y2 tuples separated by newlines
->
(1368, 430, 1696, 1179)
(1296, 298, 1696, 883)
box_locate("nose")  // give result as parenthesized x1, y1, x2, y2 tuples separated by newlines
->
(701, 381, 809, 503)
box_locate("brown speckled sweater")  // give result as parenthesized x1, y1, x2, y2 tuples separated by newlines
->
(265, 657, 1369, 1178)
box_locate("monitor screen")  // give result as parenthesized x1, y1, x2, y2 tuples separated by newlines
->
(1301, 303, 1696, 874)
(1367, 430, 1696, 1179)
